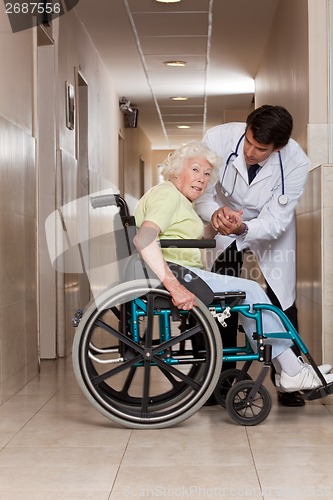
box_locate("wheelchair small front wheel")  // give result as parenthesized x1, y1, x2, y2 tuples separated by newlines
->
(225, 380, 271, 426)
(213, 369, 252, 408)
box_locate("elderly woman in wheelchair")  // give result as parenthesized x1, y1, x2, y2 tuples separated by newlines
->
(72, 141, 333, 428)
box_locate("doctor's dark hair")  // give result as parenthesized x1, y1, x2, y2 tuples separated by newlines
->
(161, 140, 222, 186)
(246, 105, 293, 149)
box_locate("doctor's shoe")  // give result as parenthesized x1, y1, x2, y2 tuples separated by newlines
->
(203, 393, 218, 406)
(278, 366, 333, 393)
(297, 356, 332, 374)
(275, 378, 305, 407)
(277, 391, 305, 407)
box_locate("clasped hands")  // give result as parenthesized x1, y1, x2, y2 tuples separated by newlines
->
(211, 206, 245, 236)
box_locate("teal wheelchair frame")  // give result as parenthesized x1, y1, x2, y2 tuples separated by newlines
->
(72, 195, 333, 428)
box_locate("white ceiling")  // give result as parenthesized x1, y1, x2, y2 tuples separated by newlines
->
(75, 0, 279, 149)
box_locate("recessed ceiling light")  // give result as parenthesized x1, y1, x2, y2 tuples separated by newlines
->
(164, 60, 186, 67)
(171, 96, 188, 101)
(177, 125, 190, 129)
(155, 0, 182, 3)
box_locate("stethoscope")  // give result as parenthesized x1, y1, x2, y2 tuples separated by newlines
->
(220, 133, 289, 205)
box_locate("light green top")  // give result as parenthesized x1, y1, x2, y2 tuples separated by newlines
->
(134, 181, 204, 268)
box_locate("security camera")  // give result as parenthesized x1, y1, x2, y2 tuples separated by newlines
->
(119, 97, 133, 114)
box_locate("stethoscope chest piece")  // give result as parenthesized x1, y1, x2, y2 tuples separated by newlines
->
(278, 194, 289, 205)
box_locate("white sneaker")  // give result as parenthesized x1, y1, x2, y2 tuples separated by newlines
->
(278, 366, 333, 393)
(298, 356, 332, 375)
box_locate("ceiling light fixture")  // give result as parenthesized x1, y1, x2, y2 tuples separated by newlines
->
(155, 0, 182, 3)
(177, 125, 190, 129)
(171, 96, 188, 101)
(164, 60, 186, 67)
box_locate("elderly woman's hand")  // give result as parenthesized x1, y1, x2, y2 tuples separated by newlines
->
(166, 280, 197, 310)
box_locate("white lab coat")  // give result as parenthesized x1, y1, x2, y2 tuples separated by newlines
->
(195, 122, 309, 310)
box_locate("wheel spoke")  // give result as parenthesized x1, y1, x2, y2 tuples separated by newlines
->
(118, 365, 137, 396)
(91, 353, 142, 385)
(94, 318, 145, 354)
(153, 356, 202, 391)
(141, 360, 152, 415)
(143, 295, 155, 349)
(155, 364, 186, 390)
(152, 323, 203, 354)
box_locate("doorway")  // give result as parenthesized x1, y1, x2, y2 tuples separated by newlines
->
(74, 69, 91, 312)
(139, 156, 145, 197)
(118, 133, 125, 197)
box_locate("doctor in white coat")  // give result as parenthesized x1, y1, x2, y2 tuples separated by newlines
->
(195, 105, 310, 407)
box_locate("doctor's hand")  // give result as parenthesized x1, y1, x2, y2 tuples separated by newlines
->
(211, 206, 244, 236)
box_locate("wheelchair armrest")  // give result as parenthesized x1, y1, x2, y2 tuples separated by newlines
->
(212, 291, 246, 308)
(213, 291, 246, 300)
(160, 239, 216, 249)
(167, 263, 214, 304)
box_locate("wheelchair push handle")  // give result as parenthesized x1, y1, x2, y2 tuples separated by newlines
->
(90, 194, 129, 216)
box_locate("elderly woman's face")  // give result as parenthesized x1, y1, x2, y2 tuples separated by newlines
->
(173, 156, 213, 201)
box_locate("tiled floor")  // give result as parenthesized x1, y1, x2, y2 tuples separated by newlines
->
(0, 358, 333, 499)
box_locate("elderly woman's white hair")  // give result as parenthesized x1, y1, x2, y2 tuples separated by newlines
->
(161, 141, 221, 186)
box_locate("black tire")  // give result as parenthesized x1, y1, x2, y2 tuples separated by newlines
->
(225, 380, 271, 426)
(72, 280, 222, 429)
(213, 369, 252, 408)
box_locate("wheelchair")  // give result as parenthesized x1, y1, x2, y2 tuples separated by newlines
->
(71, 194, 333, 429)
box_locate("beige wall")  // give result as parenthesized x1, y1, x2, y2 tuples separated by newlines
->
(151, 149, 173, 186)
(0, 5, 152, 398)
(56, 10, 120, 188)
(297, 166, 333, 367)
(123, 126, 152, 212)
(0, 13, 38, 401)
(52, 10, 122, 357)
(255, 0, 309, 148)
(42, 9, 152, 357)
(0, 117, 37, 403)
(255, 0, 333, 366)
(256, 0, 330, 166)
(0, 9, 34, 132)
(307, 0, 330, 167)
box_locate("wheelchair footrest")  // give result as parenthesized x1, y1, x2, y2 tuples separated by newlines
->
(302, 381, 333, 401)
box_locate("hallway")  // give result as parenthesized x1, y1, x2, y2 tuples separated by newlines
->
(0, 358, 332, 499)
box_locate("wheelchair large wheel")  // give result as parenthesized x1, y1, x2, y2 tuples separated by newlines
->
(72, 280, 222, 429)
(225, 380, 271, 426)
(213, 369, 252, 409)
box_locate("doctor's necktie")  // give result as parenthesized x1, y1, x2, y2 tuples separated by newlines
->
(248, 164, 260, 184)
